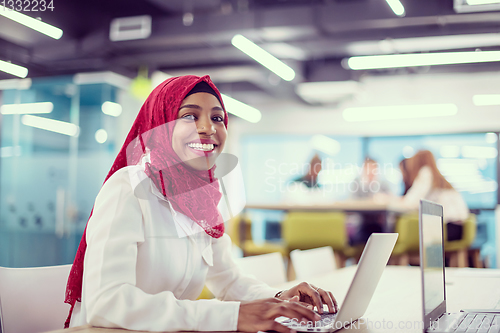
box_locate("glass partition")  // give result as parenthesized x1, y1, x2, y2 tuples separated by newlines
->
(0, 76, 119, 267)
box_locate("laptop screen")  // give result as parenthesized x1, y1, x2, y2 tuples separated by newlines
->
(421, 213, 445, 314)
(420, 200, 446, 330)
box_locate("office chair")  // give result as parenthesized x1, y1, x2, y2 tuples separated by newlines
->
(282, 211, 362, 267)
(0, 264, 72, 333)
(290, 246, 337, 280)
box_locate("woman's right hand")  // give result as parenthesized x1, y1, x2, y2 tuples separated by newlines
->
(237, 297, 321, 333)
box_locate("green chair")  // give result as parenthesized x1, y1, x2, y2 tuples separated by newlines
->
(282, 211, 362, 268)
(391, 213, 477, 267)
(227, 216, 287, 257)
(391, 213, 420, 265)
(444, 214, 476, 267)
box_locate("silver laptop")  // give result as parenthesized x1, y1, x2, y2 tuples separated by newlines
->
(281, 233, 398, 332)
(419, 199, 500, 333)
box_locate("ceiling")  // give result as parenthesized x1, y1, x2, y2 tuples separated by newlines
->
(1, 0, 500, 104)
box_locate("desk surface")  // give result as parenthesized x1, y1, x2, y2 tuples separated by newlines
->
(48, 266, 500, 333)
(245, 200, 410, 213)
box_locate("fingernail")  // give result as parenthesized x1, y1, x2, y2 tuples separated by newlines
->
(315, 314, 321, 320)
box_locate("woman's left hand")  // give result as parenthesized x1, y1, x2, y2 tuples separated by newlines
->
(276, 282, 338, 314)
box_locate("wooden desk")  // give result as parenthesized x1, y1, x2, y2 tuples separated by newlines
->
(47, 266, 500, 333)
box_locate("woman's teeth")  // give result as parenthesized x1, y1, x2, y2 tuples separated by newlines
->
(187, 143, 215, 151)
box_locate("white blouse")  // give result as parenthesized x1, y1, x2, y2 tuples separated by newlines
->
(402, 166, 470, 223)
(70, 164, 279, 331)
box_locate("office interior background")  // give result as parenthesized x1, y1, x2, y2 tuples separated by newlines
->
(0, 0, 499, 268)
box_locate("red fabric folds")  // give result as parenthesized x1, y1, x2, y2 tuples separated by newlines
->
(64, 75, 228, 328)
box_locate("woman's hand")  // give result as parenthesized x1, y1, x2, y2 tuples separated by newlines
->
(237, 297, 320, 333)
(277, 282, 338, 314)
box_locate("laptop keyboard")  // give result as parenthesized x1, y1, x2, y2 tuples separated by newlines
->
(280, 312, 338, 329)
(452, 313, 500, 333)
(316, 312, 338, 327)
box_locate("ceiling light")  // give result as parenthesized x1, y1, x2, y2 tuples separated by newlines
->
(310, 135, 341, 156)
(346, 51, 500, 70)
(455, 0, 500, 12)
(1, 102, 53, 114)
(343, 103, 458, 122)
(95, 129, 108, 144)
(231, 34, 295, 81)
(473, 94, 500, 106)
(21, 115, 79, 137)
(221, 94, 262, 123)
(385, 0, 405, 16)
(101, 101, 122, 117)
(462, 146, 498, 159)
(0, 78, 32, 90)
(466, 0, 500, 4)
(110, 15, 151, 41)
(0, 6, 63, 39)
(0, 59, 28, 78)
(1, 146, 21, 158)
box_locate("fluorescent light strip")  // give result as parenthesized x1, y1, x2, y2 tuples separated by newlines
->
(462, 146, 498, 159)
(343, 103, 458, 122)
(231, 34, 295, 81)
(0, 59, 28, 78)
(346, 51, 500, 70)
(21, 115, 79, 137)
(467, 0, 500, 4)
(473, 94, 500, 106)
(1, 102, 53, 114)
(1, 146, 21, 158)
(221, 94, 262, 123)
(101, 101, 122, 117)
(385, 0, 405, 16)
(0, 5, 63, 39)
(0, 78, 31, 90)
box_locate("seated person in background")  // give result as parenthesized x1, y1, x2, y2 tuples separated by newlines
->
(347, 157, 392, 245)
(350, 157, 391, 200)
(399, 158, 411, 195)
(291, 153, 322, 188)
(284, 154, 325, 204)
(400, 150, 470, 241)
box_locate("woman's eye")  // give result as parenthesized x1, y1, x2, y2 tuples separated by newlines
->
(212, 116, 224, 122)
(181, 114, 196, 121)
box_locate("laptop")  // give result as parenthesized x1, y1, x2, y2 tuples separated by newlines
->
(419, 199, 500, 333)
(281, 232, 398, 332)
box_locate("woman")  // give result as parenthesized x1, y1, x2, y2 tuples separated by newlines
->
(65, 75, 337, 332)
(400, 150, 469, 241)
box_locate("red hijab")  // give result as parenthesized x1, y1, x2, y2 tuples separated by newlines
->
(64, 75, 228, 328)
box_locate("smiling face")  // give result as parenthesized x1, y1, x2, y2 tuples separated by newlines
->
(172, 92, 227, 171)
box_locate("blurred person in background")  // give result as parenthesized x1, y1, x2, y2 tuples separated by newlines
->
(399, 158, 411, 195)
(399, 150, 470, 241)
(350, 157, 391, 200)
(347, 157, 392, 245)
(291, 153, 322, 189)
